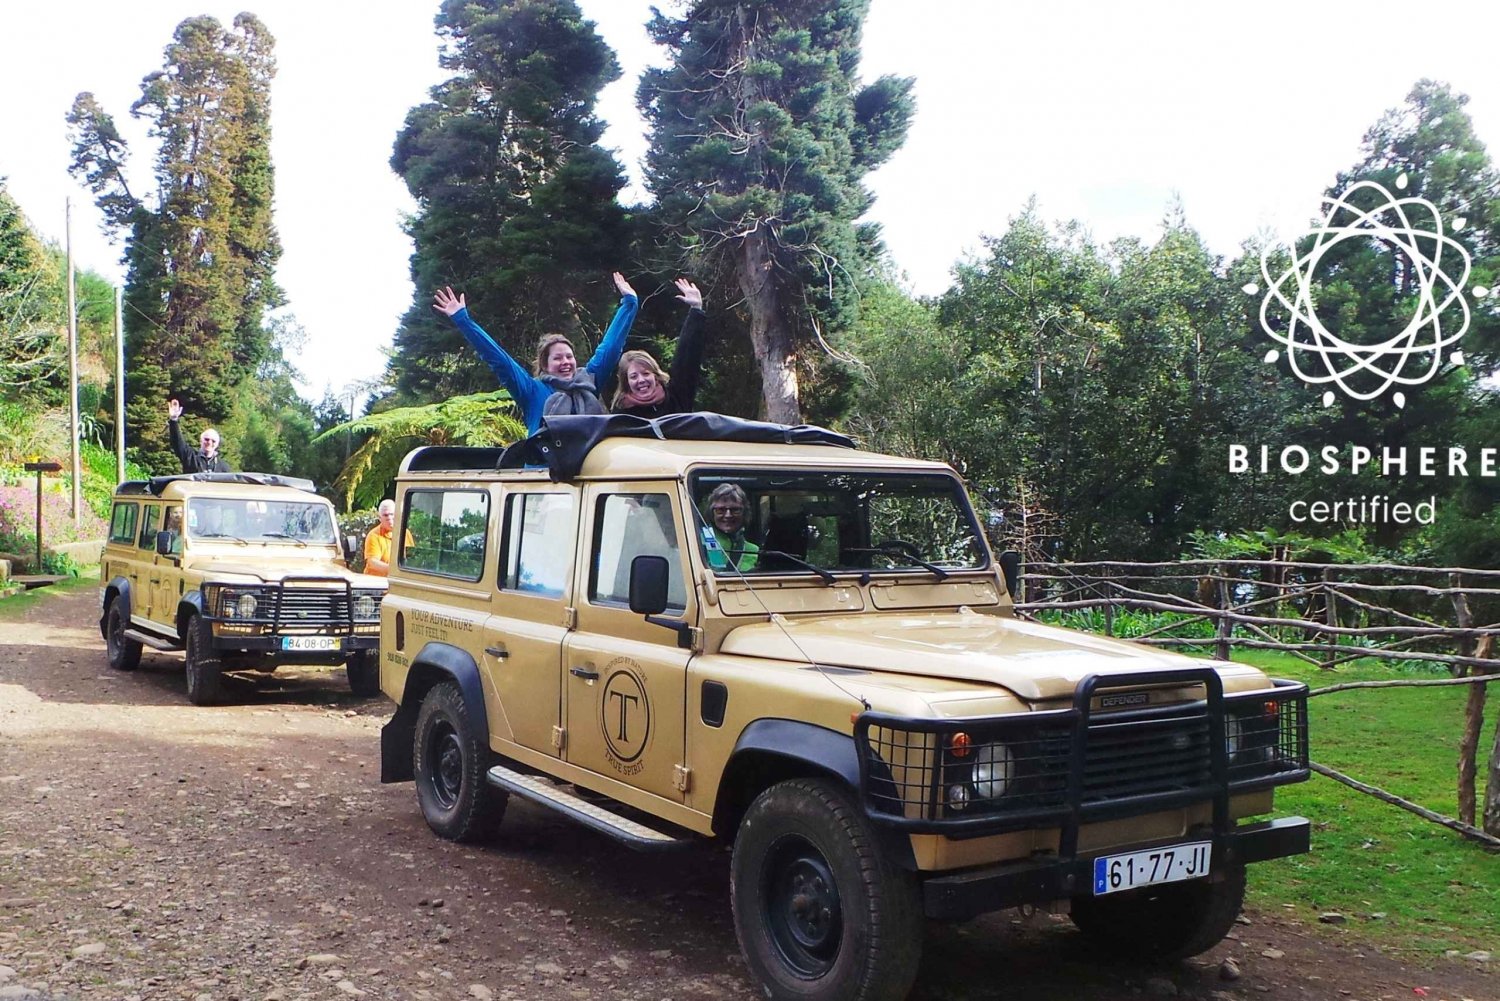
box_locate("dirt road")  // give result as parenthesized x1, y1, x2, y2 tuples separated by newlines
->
(0, 583, 1492, 1001)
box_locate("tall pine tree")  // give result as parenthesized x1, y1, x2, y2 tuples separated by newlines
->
(67, 14, 282, 472)
(640, 1, 913, 422)
(388, 0, 629, 402)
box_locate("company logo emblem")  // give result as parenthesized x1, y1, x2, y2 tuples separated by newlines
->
(1247, 174, 1486, 408)
(1099, 692, 1149, 709)
(601, 664, 651, 765)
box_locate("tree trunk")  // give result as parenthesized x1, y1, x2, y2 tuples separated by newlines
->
(738, 227, 801, 424)
(1486, 700, 1500, 836)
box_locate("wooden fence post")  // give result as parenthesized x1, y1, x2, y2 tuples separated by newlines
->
(1214, 577, 1231, 661)
(1322, 566, 1337, 669)
(1449, 574, 1491, 827)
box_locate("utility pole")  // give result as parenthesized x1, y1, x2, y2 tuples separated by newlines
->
(65, 198, 82, 521)
(115, 285, 126, 484)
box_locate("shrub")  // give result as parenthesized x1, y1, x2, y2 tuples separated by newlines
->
(0, 482, 109, 570)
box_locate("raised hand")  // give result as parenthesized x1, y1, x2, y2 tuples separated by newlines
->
(612, 272, 636, 298)
(674, 278, 703, 311)
(432, 286, 466, 317)
(167, 398, 183, 421)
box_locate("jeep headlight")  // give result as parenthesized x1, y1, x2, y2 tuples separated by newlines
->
(354, 593, 378, 620)
(971, 742, 1014, 799)
(235, 593, 258, 619)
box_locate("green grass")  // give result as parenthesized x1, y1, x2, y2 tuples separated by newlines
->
(0, 564, 100, 618)
(1220, 649, 1498, 955)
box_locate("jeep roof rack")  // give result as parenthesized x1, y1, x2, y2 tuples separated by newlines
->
(119, 471, 319, 496)
(401, 412, 856, 482)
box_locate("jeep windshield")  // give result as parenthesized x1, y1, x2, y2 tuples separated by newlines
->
(690, 470, 987, 577)
(185, 497, 337, 545)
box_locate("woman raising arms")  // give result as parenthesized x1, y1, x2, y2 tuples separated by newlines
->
(433, 272, 638, 433)
(612, 279, 706, 419)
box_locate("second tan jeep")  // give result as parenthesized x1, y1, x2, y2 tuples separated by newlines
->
(376, 415, 1310, 1001)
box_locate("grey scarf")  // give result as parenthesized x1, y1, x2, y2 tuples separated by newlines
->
(539, 370, 606, 417)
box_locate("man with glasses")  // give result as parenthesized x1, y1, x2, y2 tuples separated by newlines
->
(363, 499, 413, 577)
(702, 483, 759, 572)
(166, 398, 231, 473)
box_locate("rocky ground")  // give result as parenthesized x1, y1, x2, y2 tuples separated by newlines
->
(0, 583, 1493, 1001)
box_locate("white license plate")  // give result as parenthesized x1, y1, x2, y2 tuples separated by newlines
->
(281, 636, 339, 652)
(1093, 841, 1211, 895)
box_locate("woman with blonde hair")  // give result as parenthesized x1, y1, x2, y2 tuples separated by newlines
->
(612, 278, 706, 418)
(433, 272, 638, 433)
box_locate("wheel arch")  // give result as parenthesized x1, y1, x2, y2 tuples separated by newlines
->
(713, 718, 915, 869)
(100, 576, 132, 637)
(175, 591, 206, 642)
(380, 642, 490, 784)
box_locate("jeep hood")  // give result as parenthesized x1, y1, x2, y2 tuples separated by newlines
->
(719, 611, 1248, 701)
(194, 560, 385, 589)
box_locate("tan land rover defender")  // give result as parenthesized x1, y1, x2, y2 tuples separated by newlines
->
(100, 473, 387, 705)
(377, 415, 1310, 1001)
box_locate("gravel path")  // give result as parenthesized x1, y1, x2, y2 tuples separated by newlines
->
(0, 583, 1492, 1001)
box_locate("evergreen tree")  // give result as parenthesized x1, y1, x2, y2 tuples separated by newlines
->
(388, 0, 629, 402)
(0, 180, 66, 398)
(640, 0, 914, 422)
(66, 14, 282, 473)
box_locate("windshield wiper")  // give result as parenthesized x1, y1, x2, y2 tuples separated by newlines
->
(845, 547, 950, 581)
(261, 532, 308, 547)
(746, 549, 838, 585)
(196, 531, 249, 545)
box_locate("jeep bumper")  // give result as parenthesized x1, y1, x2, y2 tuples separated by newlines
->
(211, 633, 378, 661)
(920, 815, 1309, 920)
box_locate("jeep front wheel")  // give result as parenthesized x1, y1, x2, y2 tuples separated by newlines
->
(105, 596, 142, 672)
(1069, 860, 1246, 962)
(345, 650, 380, 697)
(730, 778, 923, 1001)
(413, 682, 506, 842)
(183, 614, 223, 706)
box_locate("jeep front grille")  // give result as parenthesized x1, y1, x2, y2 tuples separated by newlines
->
(274, 589, 350, 625)
(855, 671, 1309, 838)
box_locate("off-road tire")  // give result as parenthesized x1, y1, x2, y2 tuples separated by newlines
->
(105, 596, 142, 672)
(730, 778, 923, 1001)
(1069, 860, 1247, 962)
(183, 614, 224, 706)
(345, 650, 380, 697)
(413, 682, 507, 842)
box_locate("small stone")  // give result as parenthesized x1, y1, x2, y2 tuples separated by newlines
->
(1235, 914, 1252, 925)
(1144, 977, 1178, 996)
(104, 900, 124, 910)
(436, 928, 451, 944)
(1318, 912, 1346, 925)
(1463, 950, 1491, 962)
(335, 981, 365, 997)
(1368, 912, 1386, 920)
(468, 987, 494, 1000)
(430, 898, 444, 908)
(303, 954, 341, 967)
(0, 988, 41, 1000)
(1260, 948, 1285, 959)
(0, 968, 13, 983)
(535, 962, 566, 977)
(72, 942, 107, 958)
(1219, 957, 1241, 981)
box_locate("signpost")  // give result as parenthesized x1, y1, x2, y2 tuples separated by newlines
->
(22, 461, 63, 572)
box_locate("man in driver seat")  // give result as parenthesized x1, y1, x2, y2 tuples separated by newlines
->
(702, 483, 759, 571)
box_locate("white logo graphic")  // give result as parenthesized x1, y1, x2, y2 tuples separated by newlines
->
(1245, 174, 1488, 408)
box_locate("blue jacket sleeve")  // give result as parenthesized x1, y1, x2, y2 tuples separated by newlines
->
(448, 307, 548, 429)
(585, 294, 639, 385)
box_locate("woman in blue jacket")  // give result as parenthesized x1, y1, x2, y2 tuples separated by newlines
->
(433, 272, 638, 433)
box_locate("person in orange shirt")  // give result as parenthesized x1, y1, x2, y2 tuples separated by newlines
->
(363, 499, 411, 576)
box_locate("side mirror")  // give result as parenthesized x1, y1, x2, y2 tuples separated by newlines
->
(629, 555, 671, 616)
(999, 550, 1021, 599)
(156, 530, 174, 557)
(342, 534, 359, 563)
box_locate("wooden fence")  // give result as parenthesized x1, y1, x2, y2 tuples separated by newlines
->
(1014, 559, 1500, 847)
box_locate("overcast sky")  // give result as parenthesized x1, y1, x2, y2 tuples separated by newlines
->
(2, 1, 1498, 406)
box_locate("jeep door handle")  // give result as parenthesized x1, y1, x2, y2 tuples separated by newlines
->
(570, 666, 599, 681)
(484, 645, 509, 659)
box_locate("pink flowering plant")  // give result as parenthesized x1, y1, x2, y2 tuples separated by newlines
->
(0, 483, 108, 570)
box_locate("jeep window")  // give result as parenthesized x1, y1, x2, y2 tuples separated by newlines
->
(401, 490, 489, 581)
(185, 498, 336, 545)
(109, 502, 138, 544)
(589, 493, 687, 612)
(137, 505, 160, 550)
(690, 471, 987, 577)
(499, 493, 574, 597)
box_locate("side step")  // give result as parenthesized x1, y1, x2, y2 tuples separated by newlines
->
(123, 628, 180, 651)
(486, 764, 692, 852)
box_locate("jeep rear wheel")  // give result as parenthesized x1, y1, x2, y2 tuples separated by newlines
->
(345, 650, 380, 697)
(413, 682, 506, 842)
(730, 778, 922, 1001)
(184, 614, 224, 706)
(105, 596, 142, 672)
(1069, 860, 1246, 962)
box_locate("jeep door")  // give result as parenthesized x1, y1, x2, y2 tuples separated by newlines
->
(134, 503, 162, 625)
(562, 485, 693, 803)
(152, 503, 183, 624)
(486, 487, 578, 757)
